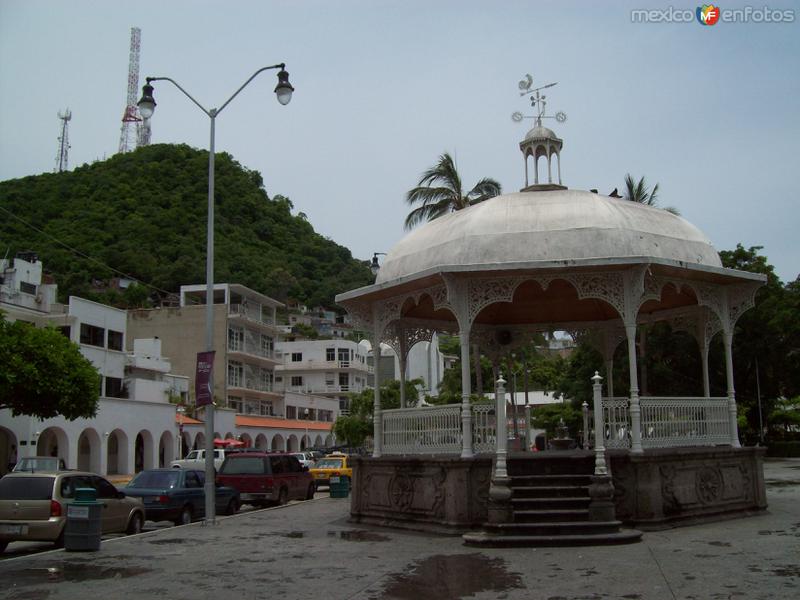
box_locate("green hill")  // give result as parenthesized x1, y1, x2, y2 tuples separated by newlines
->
(0, 144, 373, 308)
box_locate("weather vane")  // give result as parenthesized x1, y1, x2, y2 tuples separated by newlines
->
(511, 74, 567, 127)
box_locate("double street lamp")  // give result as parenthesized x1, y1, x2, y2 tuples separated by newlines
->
(138, 64, 293, 525)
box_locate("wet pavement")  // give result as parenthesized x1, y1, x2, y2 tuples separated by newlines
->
(1, 458, 798, 600)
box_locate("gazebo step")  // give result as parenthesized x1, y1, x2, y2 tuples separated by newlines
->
(512, 497, 591, 511)
(483, 520, 625, 536)
(511, 485, 589, 498)
(507, 454, 595, 477)
(511, 474, 592, 487)
(463, 529, 643, 548)
(513, 509, 590, 523)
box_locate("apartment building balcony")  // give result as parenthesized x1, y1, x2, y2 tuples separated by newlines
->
(227, 378, 281, 399)
(285, 383, 367, 396)
(227, 344, 281, 367)
(228, 303, 280, 333)
(279, 359, 373, 374)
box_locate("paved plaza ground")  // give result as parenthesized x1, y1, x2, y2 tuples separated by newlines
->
(1, 458, 798, 600)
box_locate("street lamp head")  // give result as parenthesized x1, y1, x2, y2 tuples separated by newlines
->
(137, 82, 157, 119)
(274, 66, 294, 106)
(370, 252, 386, 276)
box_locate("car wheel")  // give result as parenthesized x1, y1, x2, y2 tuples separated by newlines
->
(0, 541, 7, 554)
(126, 513, 144, 535)
(225, 498, 239, 516)
(306, 483, 315, 500)
(54, 529, 65, 549)
(175, 506, 193, 526)
(277, 488, 288, 506)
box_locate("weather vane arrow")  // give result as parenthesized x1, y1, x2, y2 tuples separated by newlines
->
(511, 74, 567, 126)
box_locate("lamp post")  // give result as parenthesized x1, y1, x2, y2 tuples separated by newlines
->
(138, 64, 294, 525)
(370, 252, 387, 276)
(303, 407, 309, 451)
(176, 405, 186, 459)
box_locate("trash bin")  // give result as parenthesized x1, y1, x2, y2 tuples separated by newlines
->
(329, 476, 350, 498)
(64, 487, 102, 551)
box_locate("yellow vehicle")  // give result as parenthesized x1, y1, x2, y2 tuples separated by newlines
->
(309, 453, 352, 489)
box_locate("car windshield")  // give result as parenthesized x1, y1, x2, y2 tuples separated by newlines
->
(128, 471, 180, 489)
(13, 457, 63, 472)
(291, 454, 308, 461)
(0, 476, 55, 500)
(315, 458, 343, 469)
(184, 451, 200, 460)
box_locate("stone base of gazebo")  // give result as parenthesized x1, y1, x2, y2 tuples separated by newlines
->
(608, 446, 767, 529)
(349, 447, 767, 537)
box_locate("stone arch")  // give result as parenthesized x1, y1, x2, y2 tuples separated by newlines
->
(240, 433, 253, 448)
(178, 431, 191, 458)
(106, 429, 129, 475)
(193, 432, 206, 450)
(324, 434, 334, 447)
(76, 428, 101, 473)
(314, 435, 323, 448)
(271, 434, 285, 451)
(0, 426, 19, 475)
(36, 426, 69, 466)
(158, 431, 174, 467)
(135, 430, 155, 473)
(255, 434, 268, 450)
(287, 434, 299, 452)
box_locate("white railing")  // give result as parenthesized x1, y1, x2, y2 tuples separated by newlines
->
(600, 396, 731, 449)
(640, 397, 730, 448)
(601, 397, 632, 449)
(472, 404, 496, 454)
(382, 404, 462, 455)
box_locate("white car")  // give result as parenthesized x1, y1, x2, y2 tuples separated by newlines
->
(290, 452, 315, 469)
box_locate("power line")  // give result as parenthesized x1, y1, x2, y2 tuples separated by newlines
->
(0, 203, 182, 301)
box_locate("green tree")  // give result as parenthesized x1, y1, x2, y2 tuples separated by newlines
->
(404, 153, 501, 230)
(333, 379, 423, 446)
(0, 317, 101, 420)
(623, 174, 679, 215)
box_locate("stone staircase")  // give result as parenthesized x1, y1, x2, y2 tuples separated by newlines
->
(463, 453, 642, 547)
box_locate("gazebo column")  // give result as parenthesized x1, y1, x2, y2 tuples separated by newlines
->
(473, 344, 483, 398)
(624, 322, 644, 453)
(639, 327, 648, 397)
(701, 339, 711, 398)
(546, 142, 553, 183)
(398, 333, 408, 409)
(556, 150, 562, 185)
(534, 151, 540, 184)
(723, 330, 741, 448)
(459, 323, 474, 458)
(372, 327, 383, 458)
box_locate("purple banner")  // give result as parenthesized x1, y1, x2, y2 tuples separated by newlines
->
(195, 351, 216, 407)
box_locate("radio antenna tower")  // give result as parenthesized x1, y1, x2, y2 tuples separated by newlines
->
(55, 109, 72, 172)
(118, 27, 148, 153)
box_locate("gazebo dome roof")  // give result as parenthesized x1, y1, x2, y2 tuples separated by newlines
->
(376, 189, 722, 284)
(524, 125, 559, 142)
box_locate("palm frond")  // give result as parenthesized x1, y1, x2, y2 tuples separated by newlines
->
(466, 177, 502, 205)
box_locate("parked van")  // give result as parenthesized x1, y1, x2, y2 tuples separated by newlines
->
(216, 453, 314, 508)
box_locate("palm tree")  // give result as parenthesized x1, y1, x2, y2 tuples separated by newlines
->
(404, 153, 502, 230)
(623, 174, 679, 215)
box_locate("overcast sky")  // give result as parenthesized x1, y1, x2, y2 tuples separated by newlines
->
(1, 0, 798, 284)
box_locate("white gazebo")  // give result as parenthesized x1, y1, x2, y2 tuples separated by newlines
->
(336, 120, 767, 542)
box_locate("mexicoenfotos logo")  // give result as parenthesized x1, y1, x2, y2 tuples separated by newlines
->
(631, 5, 795, 23)
(697, 4, 721, 25)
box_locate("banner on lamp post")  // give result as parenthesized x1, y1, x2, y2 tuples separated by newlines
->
(195, 351, 216, 407)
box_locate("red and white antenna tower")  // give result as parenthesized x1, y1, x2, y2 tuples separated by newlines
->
(118, 27, 149, 153)
(55, 108, 72, 172)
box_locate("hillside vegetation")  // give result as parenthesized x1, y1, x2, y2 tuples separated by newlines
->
(0, 144, 373, 308)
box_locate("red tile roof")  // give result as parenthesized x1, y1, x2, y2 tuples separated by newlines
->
(235, 415, 332, 431)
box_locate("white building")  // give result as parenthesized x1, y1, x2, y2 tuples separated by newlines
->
(0, 252, 191, 474)
(275, 339, 372, 413)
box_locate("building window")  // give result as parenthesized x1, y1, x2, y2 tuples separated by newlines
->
(286, 406, 296, 419)
(325, 372, 335, 386)
(338, 348, 349, 363)
(228, 361, 243, 387)
(79, 323, 105, 348)
(20, 281, 37, 295)
(259, 368, 273, 392)
(227, 396, 243, 413)
(228, 327, 244, 352)
(290, 376, 303, 387)
(105, 377, 125, 398)
(326, 347, 335, 362)
(58, 326, 71, 339)
(291, 352, 302, 362)
(107, 330, 124, 351)
(260, 335, 273, 357)
(339, 373, 349, 390)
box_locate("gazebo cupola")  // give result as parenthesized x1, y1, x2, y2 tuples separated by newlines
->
(514, 74, 567, 190)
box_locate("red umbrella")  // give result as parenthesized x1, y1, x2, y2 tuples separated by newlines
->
(214, 438, 244, 447)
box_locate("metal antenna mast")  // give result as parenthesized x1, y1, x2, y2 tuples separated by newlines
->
(55, 109, 72, 172)
(118, 27, 147, 153)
